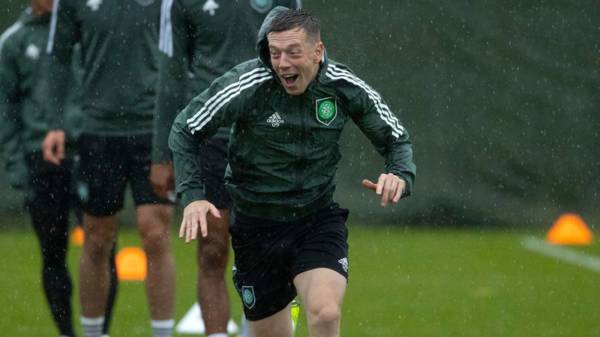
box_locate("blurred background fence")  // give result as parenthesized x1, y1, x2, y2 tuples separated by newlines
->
(1, 0, 598, 227)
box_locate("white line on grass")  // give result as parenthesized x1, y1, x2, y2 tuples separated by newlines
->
(521, 236, 600, 273)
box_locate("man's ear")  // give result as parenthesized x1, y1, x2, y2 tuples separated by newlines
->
(313, 41, 324, 63)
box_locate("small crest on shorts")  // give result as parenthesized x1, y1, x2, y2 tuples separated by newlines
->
(315, 97, 337, 126)
(242, 286, 256, 309)
(77, 182, 90, 203)
(250, 0, 273, 13)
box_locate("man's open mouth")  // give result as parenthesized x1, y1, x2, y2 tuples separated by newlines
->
(281, 74, 299, 86)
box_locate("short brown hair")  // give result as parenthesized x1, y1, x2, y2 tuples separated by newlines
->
(268, 9, 321, 42)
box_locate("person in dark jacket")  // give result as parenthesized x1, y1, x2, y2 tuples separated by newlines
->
(170, 8, 416, 337)
(41, 1, 176, 336)
(154, 1, 301, 336)
(0, 1, 117, 336)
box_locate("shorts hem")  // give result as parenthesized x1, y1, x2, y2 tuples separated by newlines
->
(292, 263, 349, 281)
(243, 295, 295, 321)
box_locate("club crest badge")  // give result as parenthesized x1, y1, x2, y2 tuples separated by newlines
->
(250, 0, 273, 13)
(241, 286, 256, 309)
(203, 0, 220, 15)
(86, 0, 102, 11)
(315, 97, 337, 126)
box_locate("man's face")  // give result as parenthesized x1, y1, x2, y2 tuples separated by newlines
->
(268, 28, 323, 96)
(31, 0, 53, 15)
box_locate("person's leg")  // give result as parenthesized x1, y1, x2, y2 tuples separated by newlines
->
(293, 268, 347, 337)
(136, 204, 176, 321)
(79, 214, 119, 317)
(76, 134, 126, 337)
(248, 304, 293, 337)
(197, 136, 232, 336)
(26, 153, 75, 336)
(290, 203, 350, 337)
(102, 242, 119, 335)
(72, 153, 119, 336)
(197, 209, 230, 335)
(127, 133, 176, 332)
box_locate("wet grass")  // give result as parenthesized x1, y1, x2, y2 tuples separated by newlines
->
(0, 220, 599, 337)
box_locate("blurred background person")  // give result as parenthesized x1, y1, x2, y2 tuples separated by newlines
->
(0, 1, 117, 336)
(42, 1, 175, 336)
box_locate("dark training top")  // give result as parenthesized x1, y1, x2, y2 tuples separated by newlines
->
(169, 7, 416, 221)
(46, 0, 161, 135)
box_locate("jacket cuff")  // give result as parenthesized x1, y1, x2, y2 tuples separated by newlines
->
(180, 188, 206, 208)
(398, 173, 413, 197)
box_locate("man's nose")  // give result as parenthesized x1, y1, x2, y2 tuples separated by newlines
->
(279, 53, 291, 68)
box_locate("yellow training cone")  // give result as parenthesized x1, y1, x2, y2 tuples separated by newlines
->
(116, 247, 147, 281)
(546, 213, 594, 245)
(70, 226, 85, 247)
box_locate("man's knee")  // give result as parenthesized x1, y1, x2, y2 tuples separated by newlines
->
(140, 225, 170, 256)
(307, 303, 341, 328)
(84, 230, 115, 264)
(137, 204, 172, 255)
(198, 239, 228, 274)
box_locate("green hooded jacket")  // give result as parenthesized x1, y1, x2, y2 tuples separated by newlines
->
(169, 7, 416, 221)
(153, 0, 302, 163)
(0, 8, 82, 188)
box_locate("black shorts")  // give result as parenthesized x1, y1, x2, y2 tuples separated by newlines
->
(200, 136, 231, 209)
(76, 134, 170, 216)
(230, 203, 349, 321)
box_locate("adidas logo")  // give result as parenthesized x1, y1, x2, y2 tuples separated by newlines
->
(338, 257, 349, 273)
(266, 112, 284, 127)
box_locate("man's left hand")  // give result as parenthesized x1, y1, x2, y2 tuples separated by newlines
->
(361, 173, 406, 207)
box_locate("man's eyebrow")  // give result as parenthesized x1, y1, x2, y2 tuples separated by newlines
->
(269, 43, 303, 50)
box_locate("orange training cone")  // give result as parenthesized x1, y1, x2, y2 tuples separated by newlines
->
(116, 247, 147, 281)
(546, 213, 594, 245)
(70, 226, 85, 247)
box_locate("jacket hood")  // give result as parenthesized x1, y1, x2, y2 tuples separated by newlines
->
(257, 6, 288, 68)
(256, 6, 330, 81)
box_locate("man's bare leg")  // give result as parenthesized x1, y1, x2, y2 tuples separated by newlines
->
(294, 268, 347, 337)
(136, 204, 176, 320)
(197, 209, 231, 335)
(80, 214, 118, 316)
(79, 213, 119, 337)
(249, 303, 293, 337)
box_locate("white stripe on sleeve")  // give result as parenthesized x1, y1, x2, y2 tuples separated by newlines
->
(46, 0, 60, 54)
(187, 68, 272, 134)
(326, 65, 405, 137)
(158, 0, 174, 56)
(0, 21, 23, 55)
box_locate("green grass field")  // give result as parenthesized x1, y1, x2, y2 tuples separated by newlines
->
(1, 216, 599, 337)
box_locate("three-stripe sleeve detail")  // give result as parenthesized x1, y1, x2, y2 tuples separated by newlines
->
(326, 64, 405, 138)
(186, 68, 272, 134)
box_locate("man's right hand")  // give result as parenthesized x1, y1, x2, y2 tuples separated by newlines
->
(179, 200, 221, 243)
(42, 129, 65, 165)
(150, 162, 175, 200)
